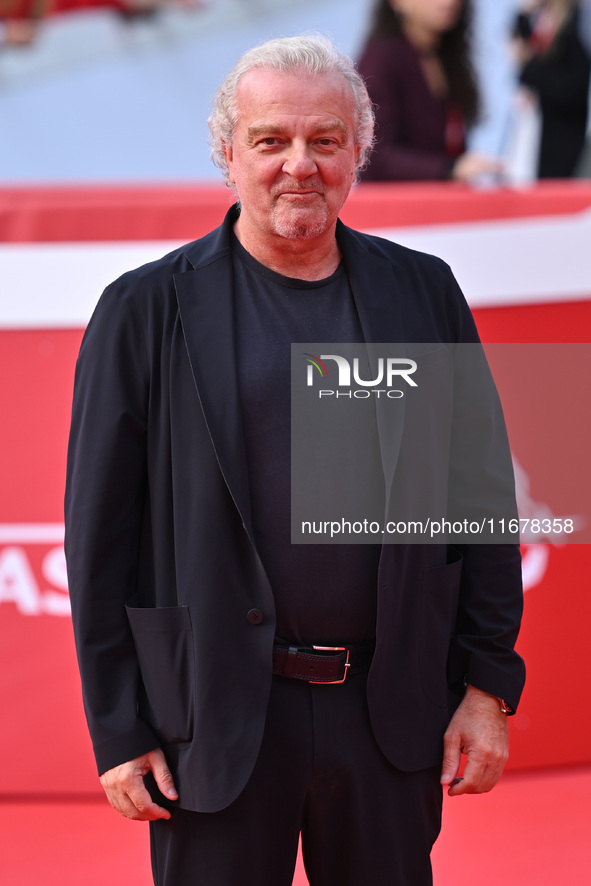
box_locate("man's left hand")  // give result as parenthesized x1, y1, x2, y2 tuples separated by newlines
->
(440, 684, 509, 797)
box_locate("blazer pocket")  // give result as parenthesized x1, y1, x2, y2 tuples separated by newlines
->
(126, 603, 195, 745)
(419, 550, 462, 706)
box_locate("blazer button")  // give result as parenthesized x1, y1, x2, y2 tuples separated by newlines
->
(247, 608, 264, 625)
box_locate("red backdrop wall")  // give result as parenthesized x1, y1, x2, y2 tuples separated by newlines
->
(1, 183, 590, 797)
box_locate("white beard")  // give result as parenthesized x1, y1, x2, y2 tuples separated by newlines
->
(269, 196, 330, 240)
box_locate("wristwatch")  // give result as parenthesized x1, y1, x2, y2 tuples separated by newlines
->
(497, 698, 513, 715)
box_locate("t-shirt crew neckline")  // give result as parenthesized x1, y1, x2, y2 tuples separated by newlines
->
(231, 230, 345, 290)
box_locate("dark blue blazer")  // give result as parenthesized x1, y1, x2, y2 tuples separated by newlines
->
(65, 206, 525, 813)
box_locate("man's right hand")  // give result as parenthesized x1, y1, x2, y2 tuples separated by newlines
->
(99, 748, 178, 821)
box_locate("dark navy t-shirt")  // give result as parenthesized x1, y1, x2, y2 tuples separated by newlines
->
(232, 235, 382, 646)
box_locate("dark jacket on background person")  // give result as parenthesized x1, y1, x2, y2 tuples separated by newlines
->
(357, 33, 465, 180)
(518, 8, 591, 177)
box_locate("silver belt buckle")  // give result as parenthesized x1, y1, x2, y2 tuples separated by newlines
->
(310, 645, 350, 684)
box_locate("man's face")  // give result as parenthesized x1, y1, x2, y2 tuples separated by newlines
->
(223, 67, 361, 244)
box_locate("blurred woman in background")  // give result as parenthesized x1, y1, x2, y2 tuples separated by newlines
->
(358, 0, 502, 181)
(512, 0, 590, 177)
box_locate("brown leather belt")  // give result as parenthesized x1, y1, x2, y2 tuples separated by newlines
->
(272, 639, 375, 684)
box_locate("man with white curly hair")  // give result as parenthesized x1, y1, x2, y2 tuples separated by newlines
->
(66, 33, 525, 886)
(208, 34, 375, 270)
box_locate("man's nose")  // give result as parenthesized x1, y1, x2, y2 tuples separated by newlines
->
(282, 143, 318, 178)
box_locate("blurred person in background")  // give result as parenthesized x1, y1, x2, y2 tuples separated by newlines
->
(0, 19, 37, 45)
(511, 0, 590, 177)
(0, 0, 39, 46)
(357, 0, 504, 181)
(0, 0, 204, 42)
(575, 0, 591, 174)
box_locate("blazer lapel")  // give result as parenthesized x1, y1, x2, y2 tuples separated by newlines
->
(337, 222, 407, 495)
(174, 216, 253, 534)
(174, 212, 408, 531)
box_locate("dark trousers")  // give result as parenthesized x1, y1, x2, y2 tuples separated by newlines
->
(150, 672, 443, 886)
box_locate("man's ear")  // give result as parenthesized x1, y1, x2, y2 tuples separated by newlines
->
(222, 139, 234, 179)
(354, 148, 363, 176)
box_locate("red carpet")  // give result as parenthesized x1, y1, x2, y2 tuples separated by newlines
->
(2, 765, 589, 885)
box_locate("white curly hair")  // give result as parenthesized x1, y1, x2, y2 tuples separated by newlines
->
(208, 34, 375, 186)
